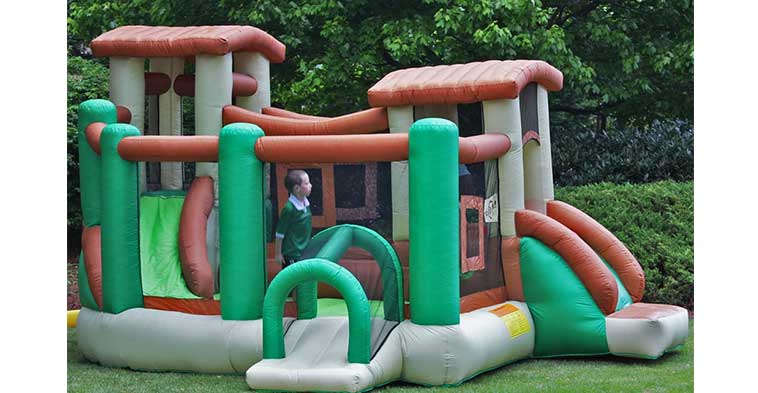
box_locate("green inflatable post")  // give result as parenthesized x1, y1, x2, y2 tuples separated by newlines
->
(78, 99, 117, 227)
(219, 123, 266, 320)
(263, 259, 371, 364)
(77, 99, 117, 312)
(100, 123, 143, 313)
(408, 118, 460, 325)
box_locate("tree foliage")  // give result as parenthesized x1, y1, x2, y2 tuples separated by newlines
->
(68, 0, 693, 123)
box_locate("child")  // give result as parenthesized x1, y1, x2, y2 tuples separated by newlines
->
(275, 170, 313, 268)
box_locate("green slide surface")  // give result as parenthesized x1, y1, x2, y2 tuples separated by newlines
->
(520, 237, 633, 357)
(520, 237, 609, 357)
(139, 193, 203, 300)
(604, 258, 633, 312)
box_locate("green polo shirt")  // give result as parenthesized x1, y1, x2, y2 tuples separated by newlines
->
(275, 196, 312, 260)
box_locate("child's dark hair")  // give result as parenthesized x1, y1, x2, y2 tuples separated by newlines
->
(284, 170, 307, 193)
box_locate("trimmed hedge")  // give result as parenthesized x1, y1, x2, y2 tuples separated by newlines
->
(551, 120, 693, 187)
(555, 180, 693, 310)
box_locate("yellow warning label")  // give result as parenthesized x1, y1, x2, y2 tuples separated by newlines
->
(489, 304, 531, 338)
(501, 309, 530, 338)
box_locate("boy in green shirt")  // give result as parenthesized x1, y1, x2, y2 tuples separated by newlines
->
(275, 169, 313, 267)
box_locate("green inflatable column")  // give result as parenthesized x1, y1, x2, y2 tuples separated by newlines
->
(100, 123, 143, 314)
(409, 118, 460, 325)
(293, 281, 319, 320)
(78, 99, 117, 227)
(78, 99, 117, 311)
(219, 123, 266, 320)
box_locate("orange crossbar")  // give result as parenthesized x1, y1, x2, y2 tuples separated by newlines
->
(86, 128, 510, 164)
(84, 108, 132, 154)
(459, 134, 511, 164)
(116, 106, 132, 123)
(87, 124, 218, 162)
(118, 136, 219, 162)
(173, 72, 258, 98)
(255, 133, 510, 163)
(254, 134, 408, 163)
(85, 122, 107, 154)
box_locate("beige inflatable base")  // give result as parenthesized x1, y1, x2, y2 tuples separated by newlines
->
(77, 307, 293, 374)
(77, 300, 688, 391)
(606, 303, 689, 359)
(246, 301, 535, 392)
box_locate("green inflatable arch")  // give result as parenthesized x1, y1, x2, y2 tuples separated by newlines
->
(299, 224, 404, 322)
(262, 259, 371, 364)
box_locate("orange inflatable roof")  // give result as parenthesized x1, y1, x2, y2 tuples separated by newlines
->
(367, 60, 563, 107)
(91, 25, 286, 63)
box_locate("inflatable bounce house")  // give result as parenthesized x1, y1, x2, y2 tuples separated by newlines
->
(72, 25, 688, 392)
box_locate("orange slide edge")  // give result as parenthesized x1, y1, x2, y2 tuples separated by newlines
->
(546, 200, 645, 302)
(515, 209, 619, 315)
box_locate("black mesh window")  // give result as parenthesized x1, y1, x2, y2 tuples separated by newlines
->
(302, 168, 323, 216)
(335, 164, 366, 208)
(457, 103, 505, 296)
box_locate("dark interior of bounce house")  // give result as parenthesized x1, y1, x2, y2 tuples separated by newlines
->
(131, 95, 533, 321)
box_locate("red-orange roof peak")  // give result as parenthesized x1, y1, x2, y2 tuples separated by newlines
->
(368, 60, 563, 107)
(91, 25, 286, 63)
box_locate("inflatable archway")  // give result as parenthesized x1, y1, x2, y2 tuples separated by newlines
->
(298, 224, 404, 321)
(263, 259, 371, 364)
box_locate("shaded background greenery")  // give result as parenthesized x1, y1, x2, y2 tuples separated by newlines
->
(66, 0, 693, 307)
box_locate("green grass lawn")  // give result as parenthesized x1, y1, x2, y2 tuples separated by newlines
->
(68, 319, 693, 393)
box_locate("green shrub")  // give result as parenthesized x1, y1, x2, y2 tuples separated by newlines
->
(551, 121, 693, 187)
(555, 181, 693, 309)
(68, 56, 110, 256)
